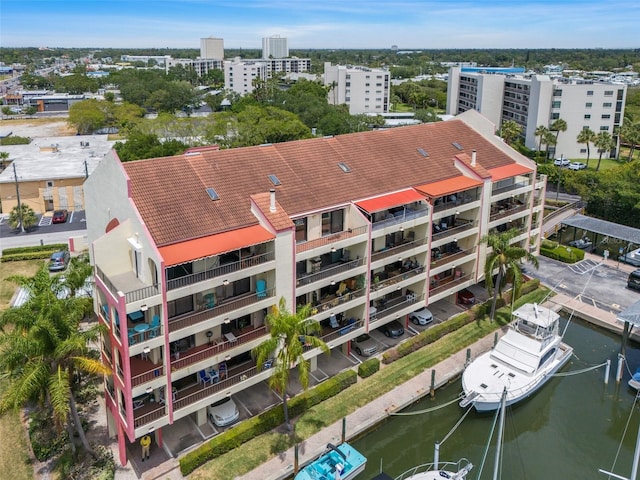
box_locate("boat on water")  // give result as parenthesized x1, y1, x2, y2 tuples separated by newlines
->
(392, 458, 473, 480)
(295, 442, 367, 480)
(460, 302, 573, 411)
(628, 367, 640, 390)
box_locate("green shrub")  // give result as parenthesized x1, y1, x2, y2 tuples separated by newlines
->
(539, 244, 585, 263)
(357, 358, 380, 378)
(1, 251, 60, 262)
(2, 244, 68, 255)
(0, 135, 31, 145)
(179, 369, 357, 475)
(29, 409, 68, 461)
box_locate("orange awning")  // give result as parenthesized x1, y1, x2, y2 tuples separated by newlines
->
(159, 225, 274, 266)
(489, 163, 533, 182)
(415, 176, 483, 198)
(355, 189, 425, 213)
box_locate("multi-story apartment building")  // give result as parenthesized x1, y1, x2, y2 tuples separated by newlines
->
(165, 58, 224, 77)
(200, 36, 225, 60)
(85, 110, 545, 465)
(324, 63, 390, 115)
(224, 58, 311, 94)
(262, 35, 289, 59)
(447, 66, 627, 159)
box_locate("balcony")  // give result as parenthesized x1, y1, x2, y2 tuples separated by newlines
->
(96, 265, 159, 303)
(431, 246, 477, 268)
(372, 205, 429, 231)
(296, 225, 368, 254)
(432, 220, 475, 242)
(429, 273, 471, 296)
(313, 287, 367, 314)
(170, 325, 268, 372)
(133, 403, 166, 429)
(319, 318, 365, 344)
(371, 237, 427, 263)
(489, 202, 528, 222)
(372, 265, 424, 292)
(168, 288, 275, 333)
(297, 257, 365, 287)
(491, 180, 530, 196)
(433, 189, 480, 213)
(131, 357, 165, 388)
(373, 293, 424, 322)
(166, 251, 275, 291)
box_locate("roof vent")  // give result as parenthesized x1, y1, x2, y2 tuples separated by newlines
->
(452, 142, 463, 151)
(471, 150, 477, 166)
(337, 162, 351, 173)
(268, 174, 281, 186)
(205, 188, 220, 201)
(417, 147, 429, 157)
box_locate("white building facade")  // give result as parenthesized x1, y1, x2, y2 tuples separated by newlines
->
(165, 58, 224, 77)
(324, 63, 390, 115)
(447, 67, 627, 159)
(262, 35, 288, 59)
(200, 37, 225, 60)
(224, 59, 269, 95)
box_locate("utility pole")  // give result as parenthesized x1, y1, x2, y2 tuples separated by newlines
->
(556, 154, 563, 202)
(84, 159, 89, 179)
(12, 162, 24, 233)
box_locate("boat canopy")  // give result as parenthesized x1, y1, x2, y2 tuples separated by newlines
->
(513, 303, 560, 329)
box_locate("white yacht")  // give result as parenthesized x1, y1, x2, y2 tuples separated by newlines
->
(460, 303, 573, 412)
(392, 459, 473, 480)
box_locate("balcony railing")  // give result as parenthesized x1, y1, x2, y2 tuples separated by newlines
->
(170, 326, 268, 372)
(168, 288, 275, 333)
(372, 265, 424, 291)
(296, 225, 368, 253)
(371, 238, 427, 263)
(132, 365, 165, 388)
(431, 220, 475, 242)
(491, 181, 530, 196)
(166, 251, 275, 291)
(375, 294, 424, 321)
(313, 287, 367, 313)
(297, 257, 365, 287)
(433, 191, 479, 213)
(128, 325, 161, 346)
(431, 246, 477, 267)
(134, 405, 166, 429)
(320, 318, 365, 343)
(489, 204, 528, 222)
(372, 206, 429, 230)
(429, 273, 471, 296)
(95, 265, 159, 303)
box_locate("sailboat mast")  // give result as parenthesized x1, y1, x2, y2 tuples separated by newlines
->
(493, 389, 507, 480)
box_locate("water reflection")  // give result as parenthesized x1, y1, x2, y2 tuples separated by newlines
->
(354, 318, 640, 479)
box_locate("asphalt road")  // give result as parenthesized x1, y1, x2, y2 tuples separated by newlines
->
(0, 210, 87, 251)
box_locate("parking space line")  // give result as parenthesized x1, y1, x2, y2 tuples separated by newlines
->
(0, 214, 6, 225)
(39, 216, 52, 226)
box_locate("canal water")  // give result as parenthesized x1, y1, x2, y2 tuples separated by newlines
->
(353, 318, 640, 479)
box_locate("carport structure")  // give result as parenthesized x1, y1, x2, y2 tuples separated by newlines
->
(559, 213, 640, 259)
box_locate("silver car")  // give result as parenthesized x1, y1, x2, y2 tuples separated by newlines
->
(208, 396, 240, 427)
(351, 334, 378, 356)
(409, 307, 434, 325)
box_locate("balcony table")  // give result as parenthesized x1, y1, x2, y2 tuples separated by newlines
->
(224, 332, 237, 343)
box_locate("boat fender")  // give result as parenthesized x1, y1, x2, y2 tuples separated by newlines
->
(439, 473, 451, 479)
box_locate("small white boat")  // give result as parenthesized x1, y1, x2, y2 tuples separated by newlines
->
(392, 459, 473, 480)
(460, 303, 573, 411)
(295, 442, 366, 480)
(628, 367, 640, 390)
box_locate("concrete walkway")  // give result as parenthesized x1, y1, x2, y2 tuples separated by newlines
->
(236, 333, 500, 480)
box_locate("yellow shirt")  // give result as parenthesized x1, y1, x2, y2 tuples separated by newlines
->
(140, 435, 151, 447)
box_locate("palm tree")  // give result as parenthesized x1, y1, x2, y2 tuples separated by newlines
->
(0, 265, 110, 457)
(542, 131, 557, 161)
(482, 228, 539, 321)
(594, 130, 615, 171)
(8, 203, 37, 232)
(534, 125, 549, 163)
(617, 118, 640, 162)
(499, 120, 523, 146)
(252, 298, 329, 432)
(576, 128, 596, 168)
(550, 118, 568, 157)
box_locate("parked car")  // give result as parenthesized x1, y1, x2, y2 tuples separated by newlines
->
(48, 250, 70, 271)
(52, 209, 68, 223)
(568, 237, 593, 249)
(351, 334, 378, 356)
(208, 396, 239, 427)
(409, 307, 434, 325)
(568, 162, 587, 171)
(378, 320, 405, 338)
(457, 288, 476, 305)
(553, 158, 570, 167)
(620, 249, 640, 267)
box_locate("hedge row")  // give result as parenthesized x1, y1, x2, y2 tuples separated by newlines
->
(381, 278, 540, 364)
(179, 369, 357, 476)
(2, 244, 68, 255)
(357, 357, 380, 378)
(540, 243, 585, 263)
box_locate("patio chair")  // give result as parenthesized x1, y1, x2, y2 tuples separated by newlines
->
(128, 328, 137, 345)
(203, 293, 215, 309)
(149, 315, 160, 338)
(256, 279, 267, 298)
(329, 314, 339, 328)
(199, 370, 213, 386)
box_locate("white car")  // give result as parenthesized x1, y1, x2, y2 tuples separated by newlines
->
(208, 396, 240, 427)
(568, 162, 587, 170)
(553, 158, 570, 167)
(409, 307, 434, 326)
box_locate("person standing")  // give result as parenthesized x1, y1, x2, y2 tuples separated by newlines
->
(140, 434, 151, 461)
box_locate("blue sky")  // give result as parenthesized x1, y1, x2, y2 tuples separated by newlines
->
(1, 0, 638, 49)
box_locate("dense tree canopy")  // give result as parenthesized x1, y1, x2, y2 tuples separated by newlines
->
(114, 130, 188, 161)
(68, 99, 145, 134)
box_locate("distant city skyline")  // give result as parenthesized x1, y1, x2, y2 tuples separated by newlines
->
(1, 0, 638, 50)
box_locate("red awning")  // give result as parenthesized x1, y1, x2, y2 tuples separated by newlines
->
(159, 225, 274, 266)
(355, 189, 425, 214)
(415, 176, 483, 198)
(489, 163, 533, 182)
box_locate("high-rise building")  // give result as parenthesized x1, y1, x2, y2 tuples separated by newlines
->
(324, 62, 390, 115)
(447, 66, 627, 159)
(262, 35, 288, 59)
(200, 37, 224, 59)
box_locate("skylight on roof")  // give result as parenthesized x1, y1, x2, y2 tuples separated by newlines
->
(417, 147, 429, 157)
(268, 174, 281, 186)
(452, 142, 464, 150)
(338, 162, 351, 173)
(205, 188, 220, 201)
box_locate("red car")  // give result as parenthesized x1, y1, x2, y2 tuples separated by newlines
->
(52, 209, 68, 224)
(457, 288, 476, 305)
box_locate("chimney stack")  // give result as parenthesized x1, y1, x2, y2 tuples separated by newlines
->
(471, 150, 477, 167)
(269, 189, 276, 212)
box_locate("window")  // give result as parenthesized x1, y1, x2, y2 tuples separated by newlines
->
(322, 210, 343, 236)
(585, 102, 592, 108)
(294, 218, 307, 243)
(552, 113, 560, 119)
(587, 90, 594, 96)
(584, 114, 591, 119)
(601, 114, 611, 119)
(365, 83, 370, 87)
(46, 181, 54, 187)
(580, 148, 587, 153)
(600, 126, 609, 131)
(551, 101, 561, 108)
(603, 102, 612, 108)
(553, 89, 562, 96)
(604, 90, 613, 96)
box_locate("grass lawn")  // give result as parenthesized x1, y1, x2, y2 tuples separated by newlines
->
(0, 260, 42, 312)
(390, 103, 414, 113)
(189, 288, 550, 479)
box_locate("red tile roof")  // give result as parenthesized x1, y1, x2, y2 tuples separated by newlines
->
(355, 189, 425, 213)
(123, 119, 530, 246)
(415, 176, 483, 198)
(251, 192, 294, 232)
(488, 163, 534, 181)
